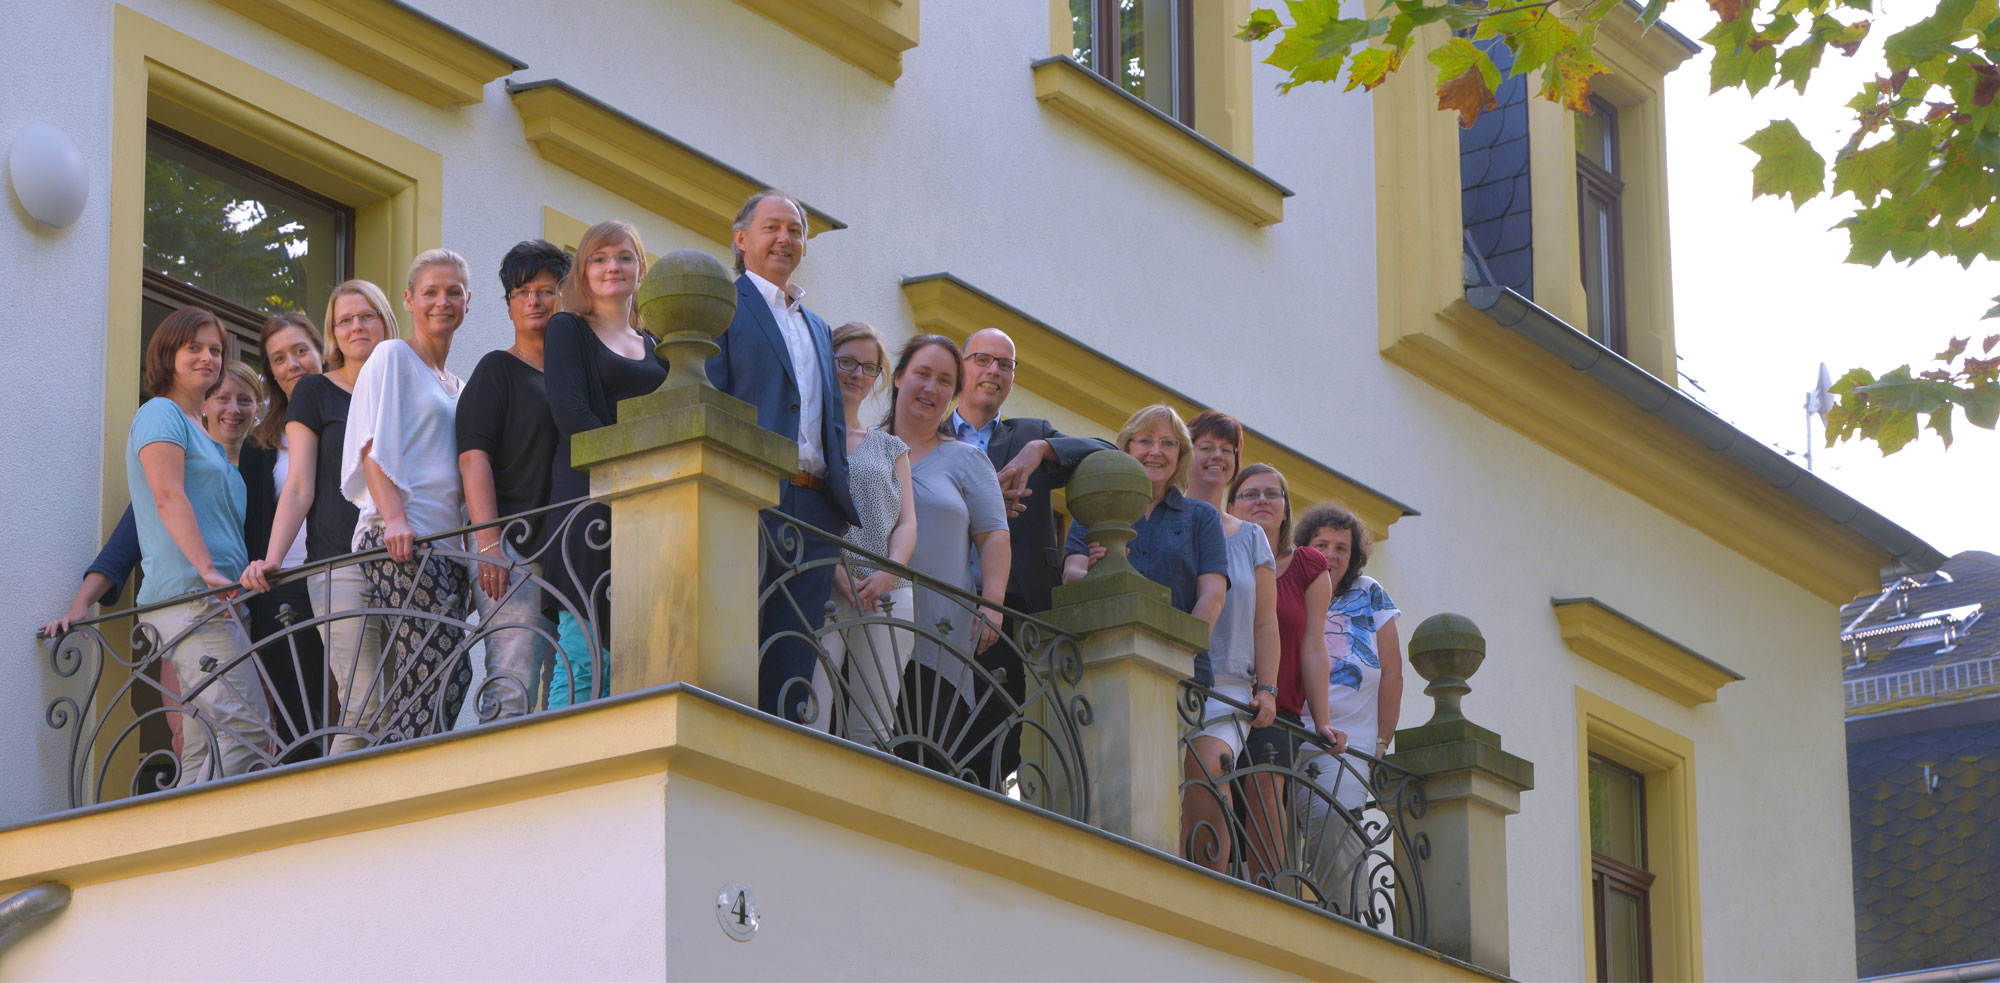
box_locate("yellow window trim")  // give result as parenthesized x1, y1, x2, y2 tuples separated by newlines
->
(901, 273, 1417, 542)
(1553, 598, 1744, 707)
(732, 0, 920, 83)
(207, 0, 524, 107)
(1370, 22, 1885, 605)
(541, 206, 664, 266)
(507, 79, 845, 248)
(0, 686, 1490, 983)
(1029, 56, 1290, 227)
(1575, 687, 1704, 982)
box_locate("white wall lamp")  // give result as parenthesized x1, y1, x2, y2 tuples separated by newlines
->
(8, 121, 89, 229)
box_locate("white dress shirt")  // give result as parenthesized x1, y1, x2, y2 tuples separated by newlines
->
(746, 269, 825, 476)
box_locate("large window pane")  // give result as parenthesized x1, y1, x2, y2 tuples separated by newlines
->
(143, 126, 349, 323)
(1070, 0, 1094, 64)
(1602, 886, 1647, 982)
(1580, 194, 1614, 346)
(1118, 0, 1180, 117)
(1588, 756, 1646, 867)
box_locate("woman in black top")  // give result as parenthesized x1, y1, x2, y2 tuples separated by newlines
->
(243, 280, 399, 755)
(543, 220, 667, 706)
(237, 314, 332, 761)
(457, 240, 570, 719)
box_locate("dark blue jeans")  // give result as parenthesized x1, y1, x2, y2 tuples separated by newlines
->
(759, 483, 846, 722)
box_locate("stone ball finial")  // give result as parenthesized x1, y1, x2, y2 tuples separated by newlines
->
(1408, 613, 1485, 726)
(636, 248, 736, 391)
(1063, 450, 1150, 582)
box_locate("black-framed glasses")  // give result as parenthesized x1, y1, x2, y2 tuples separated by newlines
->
(965, 352, 1020, 373)
(834, 355, 884, 378)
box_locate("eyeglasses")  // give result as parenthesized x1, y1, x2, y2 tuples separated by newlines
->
(965, 352, 1020, 373)
(834, 356, 884, 378)
(509, 287, 561, 303)
(1234, 489, 1287, 501)
(333, 311, 383, 330)
(1129, 436, 1180, 453)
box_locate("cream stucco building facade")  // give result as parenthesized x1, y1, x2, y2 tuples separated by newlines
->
(0, 1, 1938, 979)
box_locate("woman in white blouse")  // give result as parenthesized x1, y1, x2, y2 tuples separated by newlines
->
(342, 250, 473, 741)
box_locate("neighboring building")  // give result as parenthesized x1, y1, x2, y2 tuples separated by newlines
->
(1846, 551, 2000, 981)
(0, 2, 1943, 980)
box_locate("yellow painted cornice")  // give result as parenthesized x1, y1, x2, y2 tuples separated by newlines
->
(208, 0, 523, 107)
(0, 687, 1490, 982)
(1553, 598, 1743, 707)
(901, 273, 1418, 542)
(1582, 0, 1702, 77)
(507, 80, 845, 246)
(733, 0, 919, 83)
(1029, 56, 1290, 226)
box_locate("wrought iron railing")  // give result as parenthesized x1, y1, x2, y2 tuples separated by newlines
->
(757, 510, 1093, 822)
(1846, 654, 2000, 709)
(1177, 681, 1429, 943)
(42, 498, 611, 807)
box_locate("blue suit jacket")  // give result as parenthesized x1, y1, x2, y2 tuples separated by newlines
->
(707, 274, 858, 526)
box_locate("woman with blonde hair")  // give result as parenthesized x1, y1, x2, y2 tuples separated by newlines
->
(1061, 403, 1228, 868)
(807, 322, 918, 745)
(341, 249, 474, 741)
(243, 280, 396, 754)
(543, 220, 667, 705)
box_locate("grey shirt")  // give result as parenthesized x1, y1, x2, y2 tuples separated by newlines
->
(1210, 520, 1276, 686)
(840, 428, 910, 591)
(907, 439, 1009, 700)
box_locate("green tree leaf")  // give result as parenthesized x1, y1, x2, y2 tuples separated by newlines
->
(1431, 37, 1503, 126)
(1744, 119, 1828, 207)
(1238, 7, 1283, 41)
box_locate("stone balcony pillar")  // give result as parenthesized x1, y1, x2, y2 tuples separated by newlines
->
(1040, 452, 1207, 854)
(568, 249, 796, 703)
(1386, 613, 1535, 976)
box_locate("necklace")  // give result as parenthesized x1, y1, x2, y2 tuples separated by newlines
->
(509, 345, 544, 371)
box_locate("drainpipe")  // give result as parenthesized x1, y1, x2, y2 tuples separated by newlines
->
(0, 882, 71, 947)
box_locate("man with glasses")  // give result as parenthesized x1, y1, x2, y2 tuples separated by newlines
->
(949, 327, 1113, 789)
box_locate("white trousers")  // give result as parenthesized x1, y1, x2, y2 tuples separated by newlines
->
(309, 563, 388, 754)
(151, 595, 274, 785)
(809, 584, 915, 748)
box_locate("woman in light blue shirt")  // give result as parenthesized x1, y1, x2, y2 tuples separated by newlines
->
(127, 306, 274, 785)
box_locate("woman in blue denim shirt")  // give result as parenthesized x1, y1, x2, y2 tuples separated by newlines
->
(1060, 403, 1228, 666)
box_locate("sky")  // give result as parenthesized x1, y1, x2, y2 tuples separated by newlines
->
(1657, 3, 2000, 559)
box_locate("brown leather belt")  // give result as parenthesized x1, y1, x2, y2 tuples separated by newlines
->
(789, 471, 823, 490)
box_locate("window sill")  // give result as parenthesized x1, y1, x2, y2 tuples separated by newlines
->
(1029, 56, 1290, 226)
(1552, 597, 1742, 707)
(1381, 289, 1938, 604)
(506, 79, 844, 246)
(209, 0, 524, 107)
(733, 0, 919, 83)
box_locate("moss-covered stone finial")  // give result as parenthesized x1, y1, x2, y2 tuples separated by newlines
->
(1064, 450, 1151, 583)
(637, 248, 735, 392)
(1408, 612, 1485, 728)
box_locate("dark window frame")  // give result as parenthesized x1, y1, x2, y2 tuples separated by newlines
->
(1589, 753, 1655, 982)
(1575, 96, 1626, 356)
(1073, 0, 1196, 126)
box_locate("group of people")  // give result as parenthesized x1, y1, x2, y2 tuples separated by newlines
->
(41, 187, 1406, 890)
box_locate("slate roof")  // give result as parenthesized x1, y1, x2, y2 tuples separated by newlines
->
(1459, 38, 1534, 299)
(1841, 552, 2000, 711)
(1849, 714, 2000, 977)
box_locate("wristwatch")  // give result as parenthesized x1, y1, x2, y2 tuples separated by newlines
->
(1255, 684, 1278, 696)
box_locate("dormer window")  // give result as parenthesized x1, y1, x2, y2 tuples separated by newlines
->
(1576, 97, 1625, 355)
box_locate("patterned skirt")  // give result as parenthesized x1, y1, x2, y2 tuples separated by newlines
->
(357, 526, 472, 741)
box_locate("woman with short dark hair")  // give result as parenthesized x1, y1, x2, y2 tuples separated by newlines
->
(457, 239, 572, 719)
(128, 306, 274, 784)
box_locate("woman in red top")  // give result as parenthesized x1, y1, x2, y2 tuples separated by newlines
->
(1229, 464, 1345, 888)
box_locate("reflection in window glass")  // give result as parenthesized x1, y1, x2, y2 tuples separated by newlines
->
(1070, 0, 1094, 64)
(1576, 102, 1616, 173)
(1117, 0, 1179, 118)
(143, 127, 349, 322)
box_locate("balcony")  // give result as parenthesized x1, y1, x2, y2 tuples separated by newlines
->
(3, 251, 1534, 981)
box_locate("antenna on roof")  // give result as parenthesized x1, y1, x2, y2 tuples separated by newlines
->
(1805, 362, 1836, 472)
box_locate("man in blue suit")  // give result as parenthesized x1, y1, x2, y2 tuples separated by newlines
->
(707, 190, 858, 723)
